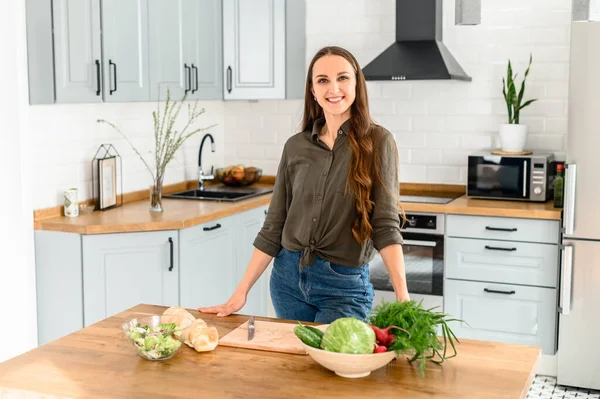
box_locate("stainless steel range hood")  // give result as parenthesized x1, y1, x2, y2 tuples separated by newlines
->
(362, 0, 471, 82)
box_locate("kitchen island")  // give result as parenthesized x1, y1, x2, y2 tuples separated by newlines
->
(0, 304, 540, 399)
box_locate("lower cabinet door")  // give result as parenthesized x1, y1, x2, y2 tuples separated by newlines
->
(179, 216, 236, 309)
(235, 206, 271, 317)
(82, 231, 179, 326)
(444, 279, 557, 354)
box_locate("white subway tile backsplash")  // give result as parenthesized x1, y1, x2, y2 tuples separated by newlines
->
(442, 149, 472, 166)
(427, 166, 461, 183)
(412, 116, 445, 132)
(526, 134, 566, 151)
(381, 84, 412, 100)
(460, 134, 494, 149)
(393, 132, 426, 149)
(544, 117, 568, 134)
(375, 115, 412, 132)
(398, 165, 427, 183)
(410, 149, 443, 165)
(395, 100, 427, 116)
(426, 133, 460, 149)
(369, 99, 396, 116)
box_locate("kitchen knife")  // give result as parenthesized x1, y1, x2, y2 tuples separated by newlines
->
(248, 316, 255, 341)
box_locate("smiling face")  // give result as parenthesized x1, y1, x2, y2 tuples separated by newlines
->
(311, 55, 357, 120)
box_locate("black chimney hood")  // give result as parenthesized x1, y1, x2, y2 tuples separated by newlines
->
(362, 0, 471, 81)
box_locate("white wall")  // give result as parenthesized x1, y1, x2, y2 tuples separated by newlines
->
(28, 101, 226, 210)
(0, 0, 38, 362)
(225, 0, 572, 183)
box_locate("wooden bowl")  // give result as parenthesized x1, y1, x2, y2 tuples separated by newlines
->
(299, 325, 398, 378)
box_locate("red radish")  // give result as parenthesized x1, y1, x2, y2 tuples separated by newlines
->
(370, 325, 407, 347)
(373, 344, 388, 353)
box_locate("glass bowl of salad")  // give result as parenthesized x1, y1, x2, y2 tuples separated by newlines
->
(122, 315, 193, 361)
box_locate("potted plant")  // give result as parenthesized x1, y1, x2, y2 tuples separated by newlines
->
(98, 89, 216, 212)
(500, 54, 537, 152)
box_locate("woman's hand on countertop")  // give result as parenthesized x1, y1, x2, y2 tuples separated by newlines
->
(198, 289, 247, 317)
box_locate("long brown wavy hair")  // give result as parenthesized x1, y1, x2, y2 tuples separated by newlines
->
(301, 46, 404, 244)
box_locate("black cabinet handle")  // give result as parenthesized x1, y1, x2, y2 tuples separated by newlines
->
(203, 223, 222, 231)
(484, 245, 517, 252)
(168, 237, 174, 271)
(109, 60, 117, 94)
(95, 59, 101, 96)
(191, 64, 198, 93)
(484, 288, 516, 295)
(226, 66, 232, 93)
(485, 226, 517, 232)
(184, 64, 191, 94)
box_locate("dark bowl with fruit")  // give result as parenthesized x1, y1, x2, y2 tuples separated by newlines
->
(214, 165, 262, 187)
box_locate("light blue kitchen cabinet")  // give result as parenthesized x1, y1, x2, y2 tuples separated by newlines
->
(235, 205, 272, 317)
(148, 0, 187, 101)
(444, 279, 557, 355)
(184, 0, 223, 100)
(444, 214, 561, 355)
(222, 0, 285, 100)
(34, 231, 84, 345)
(148, 0, 223, 101)
(222, 0, 305, 100)
(101, 0, 151, 102)
(52, 0, 103, 103)
(179, 216, 237, 310)
(82, 231, 179, 327)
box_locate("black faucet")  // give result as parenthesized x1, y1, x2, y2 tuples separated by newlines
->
(198, 133, 215, 190)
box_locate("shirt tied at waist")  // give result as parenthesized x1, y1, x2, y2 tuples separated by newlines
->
(300, 241, 317, 267)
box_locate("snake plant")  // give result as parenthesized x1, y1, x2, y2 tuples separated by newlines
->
(502, 54, 537, 124)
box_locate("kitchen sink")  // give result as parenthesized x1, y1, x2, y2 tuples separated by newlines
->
(163, 186, 273, 202)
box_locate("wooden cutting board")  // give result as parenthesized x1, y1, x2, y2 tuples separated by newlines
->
(218, 320, 307, 355)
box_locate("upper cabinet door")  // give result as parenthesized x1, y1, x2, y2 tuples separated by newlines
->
(223, 0, 285, 100)
(52, 0, 103, 103)
(101, 0, 151, 102)
(148, 0, 187, 101)
(183, 0, 223, 100)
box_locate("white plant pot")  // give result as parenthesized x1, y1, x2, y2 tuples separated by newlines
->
(499, 123, 528, 152)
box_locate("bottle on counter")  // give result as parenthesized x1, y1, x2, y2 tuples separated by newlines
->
(554, 163, 564, 208)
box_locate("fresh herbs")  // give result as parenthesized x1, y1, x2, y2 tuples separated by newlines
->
(368, 300, 463, 376)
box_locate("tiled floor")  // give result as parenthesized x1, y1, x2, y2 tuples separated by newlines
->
(527, 376, 600, 399)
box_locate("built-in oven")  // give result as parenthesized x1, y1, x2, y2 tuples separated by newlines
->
(369, 212, 445, 311)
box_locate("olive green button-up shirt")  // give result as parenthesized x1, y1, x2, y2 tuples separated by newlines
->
(253, 118, 403, 267)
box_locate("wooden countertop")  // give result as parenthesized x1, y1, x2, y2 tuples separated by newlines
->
(33, 182, 562, 235)
(0, 304, 540, 399)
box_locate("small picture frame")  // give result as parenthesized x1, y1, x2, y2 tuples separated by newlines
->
(98, 156, 117, 210)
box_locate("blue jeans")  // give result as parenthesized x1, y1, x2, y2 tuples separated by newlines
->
(269, 248, 375, 324)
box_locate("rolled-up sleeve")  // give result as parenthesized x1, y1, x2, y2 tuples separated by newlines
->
(371, 129, 403, 251)
(253, 144, 288, 257)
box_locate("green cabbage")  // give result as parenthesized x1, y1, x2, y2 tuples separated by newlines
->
(320, 317, 376, 354)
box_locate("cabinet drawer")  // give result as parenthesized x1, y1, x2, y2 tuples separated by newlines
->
(444, 279, 557, 354)
(446, 215, 560, 244)
(446, 238, 559, 287)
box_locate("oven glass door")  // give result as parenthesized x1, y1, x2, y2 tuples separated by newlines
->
(468, 156, 530, 199)
(369, 232, 444, 297)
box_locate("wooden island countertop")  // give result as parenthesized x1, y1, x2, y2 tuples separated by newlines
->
(33, 182, 562, 235)
(0, 304, 540, 399)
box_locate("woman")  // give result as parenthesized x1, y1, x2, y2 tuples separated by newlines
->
(199, 46, 410, 323)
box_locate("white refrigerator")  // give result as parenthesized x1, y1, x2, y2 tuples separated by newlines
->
(557, 21, 600, 390)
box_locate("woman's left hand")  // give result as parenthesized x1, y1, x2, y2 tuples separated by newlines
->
(396, 290, 411, 303)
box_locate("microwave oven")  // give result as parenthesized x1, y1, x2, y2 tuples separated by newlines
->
(467, 151, 554, 202)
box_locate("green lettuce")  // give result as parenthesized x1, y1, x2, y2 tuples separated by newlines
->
(320, 317, 376, 354)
